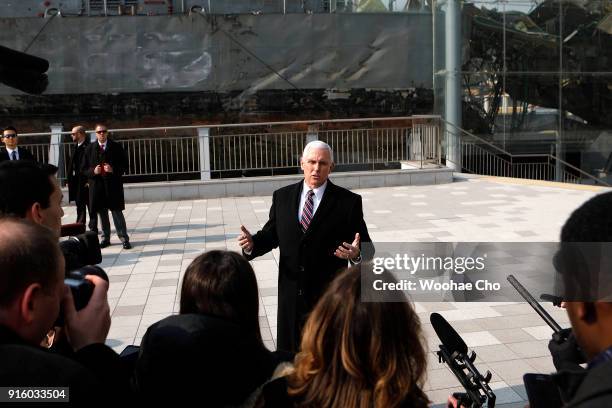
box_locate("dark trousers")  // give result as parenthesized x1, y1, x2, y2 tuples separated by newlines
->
(91, 209, 129, 243)
(75, 193, 95, 232)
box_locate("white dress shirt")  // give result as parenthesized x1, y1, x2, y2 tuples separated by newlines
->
(5, 147, 18, 160)
(298, 180, 327, 221)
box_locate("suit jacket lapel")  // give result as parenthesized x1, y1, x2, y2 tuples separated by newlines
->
(302, 180, 336, 239)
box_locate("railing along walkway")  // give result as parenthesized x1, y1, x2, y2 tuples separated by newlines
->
(17, 116, 443, 184)
(443, 121, 611, 187)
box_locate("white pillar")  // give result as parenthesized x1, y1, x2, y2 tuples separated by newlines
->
(49, 123, 64, 183)
(306, 124, 319, 143)
(444, 0, 462, 171)
(198, 127, 211, 180)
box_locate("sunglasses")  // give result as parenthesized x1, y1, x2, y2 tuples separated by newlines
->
(96, 130, 108, 134)
(3, 134, 17, 139)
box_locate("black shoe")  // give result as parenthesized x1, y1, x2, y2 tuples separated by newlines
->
(122, 242, 132, 250)
(100, 240, 111, 248)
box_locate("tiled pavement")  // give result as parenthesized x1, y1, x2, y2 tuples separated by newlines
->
(61, 174, 609, 407)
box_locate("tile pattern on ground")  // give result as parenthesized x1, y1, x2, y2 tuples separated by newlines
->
(59, 176, 605, 406)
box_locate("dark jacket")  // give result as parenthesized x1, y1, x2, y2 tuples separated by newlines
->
(258, 377, 429, 408)
(0, 325, 129, 403)
(81, 138, 127, 212)
(133, 313, 293, 406)
(67, 140, 90, 203)
(245, 180, 372, 351)
(553, 360, 612, 407)
(0, 147, 35, 162)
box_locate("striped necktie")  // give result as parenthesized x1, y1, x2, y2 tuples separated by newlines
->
(300, 190, 315, 232)
(11, 151, 17, 160)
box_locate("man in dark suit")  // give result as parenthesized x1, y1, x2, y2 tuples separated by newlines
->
(81, 123, 131, 249)
(0, 126, 36, 162)
(238, 141, 372, 351)
(67, 125, 93, 229)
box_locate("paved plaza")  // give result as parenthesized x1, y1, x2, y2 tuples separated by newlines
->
(61, 174, 609, 407)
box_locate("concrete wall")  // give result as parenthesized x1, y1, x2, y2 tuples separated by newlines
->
(62, 168, 453, 204)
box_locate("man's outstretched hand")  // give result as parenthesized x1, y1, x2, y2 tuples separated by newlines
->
(238, 225, 254, 253)
(334, 232, 360, 260)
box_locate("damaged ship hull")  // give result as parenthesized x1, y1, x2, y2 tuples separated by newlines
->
(0, 13, 434, 129)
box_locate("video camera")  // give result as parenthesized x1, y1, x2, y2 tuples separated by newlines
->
(59, 223, 108, 312)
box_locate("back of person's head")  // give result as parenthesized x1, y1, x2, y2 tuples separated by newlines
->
(558, 191, 612, 359)
(289, 267, 428, 408)
(180, 250, 262, 342)
(0, 161, 58, 218)
(0, 217, 64, 344)
(561, 192, 612, 243)
(136, 251, 276, 404)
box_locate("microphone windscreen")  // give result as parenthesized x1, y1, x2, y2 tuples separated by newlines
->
(0, 45, 49, 73)
(430, 312, 468, 355)
(60, 223, 86, 237)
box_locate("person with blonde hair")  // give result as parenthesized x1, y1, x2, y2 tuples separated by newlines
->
(258, 266, 429, 408)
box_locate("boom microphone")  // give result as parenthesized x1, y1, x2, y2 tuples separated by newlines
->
(0, 45, 49, 73)
(430, 312, 468, 355)
(0, 45, 49, 94)
(430, 312, 496, 407)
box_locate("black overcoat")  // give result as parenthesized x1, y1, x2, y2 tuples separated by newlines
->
(81, 139, 127, 212)
(246, 180, 372, 351)
(67, 140, 90, 203)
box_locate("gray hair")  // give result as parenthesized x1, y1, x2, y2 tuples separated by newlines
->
(302, 140, 334, 163)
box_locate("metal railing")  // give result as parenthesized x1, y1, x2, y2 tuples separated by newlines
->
(452, 123, 610, 187)
(17, 116, 443, 183)
(77, 0, 426, 15)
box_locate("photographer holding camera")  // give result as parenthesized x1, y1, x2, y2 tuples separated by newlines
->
(0, 160, 132, 401)
(0, 218, 128, 402)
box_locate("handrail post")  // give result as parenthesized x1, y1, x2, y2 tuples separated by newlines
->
(49, 124, 65, 184)
(555, 130, 562, 182)
(198, 127, 211, 180)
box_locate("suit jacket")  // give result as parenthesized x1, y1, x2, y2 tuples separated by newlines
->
(68, 140, 90, 203)
(0, 146, 36, 162)
(246, 180, 372, 351)
(81, 139, 127, 212)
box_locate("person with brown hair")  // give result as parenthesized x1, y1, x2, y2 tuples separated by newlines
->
(258, 266, 429, 408)
(134, 250, 292, 405)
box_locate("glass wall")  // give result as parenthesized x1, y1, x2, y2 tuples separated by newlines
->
(434, 0, 612, 183)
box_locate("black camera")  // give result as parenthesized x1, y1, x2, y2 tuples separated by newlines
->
(59, 230, 107, 313)
(64, 266, 109, 311)
(59, 231, 102, 273)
